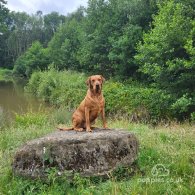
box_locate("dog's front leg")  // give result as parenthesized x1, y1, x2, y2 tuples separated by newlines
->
(101, 107, 108, 129)
(85, 107, 92, 132)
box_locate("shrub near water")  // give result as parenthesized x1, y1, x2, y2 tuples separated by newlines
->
(26, 69, 86, 108)
(0, 68, 12, 81)
(26, 69, 174, 122)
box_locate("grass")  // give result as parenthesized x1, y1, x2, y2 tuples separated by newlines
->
(0, 108, 194, 195)
(0, 68, 13, 81)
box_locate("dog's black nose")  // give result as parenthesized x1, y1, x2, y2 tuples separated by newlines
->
(96, 84, 100, 88)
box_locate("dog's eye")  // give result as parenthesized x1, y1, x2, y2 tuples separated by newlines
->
(92, 79, 95, 82)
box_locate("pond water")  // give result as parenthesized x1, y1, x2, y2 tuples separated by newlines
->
(0, 79, 47, 124)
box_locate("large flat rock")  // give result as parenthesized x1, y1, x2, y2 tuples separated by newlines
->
(13, 128, 139, 178)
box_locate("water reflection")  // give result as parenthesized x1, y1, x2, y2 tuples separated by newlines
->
(0, 79, 47, 124)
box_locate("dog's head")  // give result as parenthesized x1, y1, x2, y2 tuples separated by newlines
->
(86, 75, 105, 94)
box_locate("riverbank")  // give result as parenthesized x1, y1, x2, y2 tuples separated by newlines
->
(0, 68, 13, 81)
(25, 69, 175, 123)
(0, 69, 194, 194)
(0, 109, 194, 194)
(0, 75, 48, 127)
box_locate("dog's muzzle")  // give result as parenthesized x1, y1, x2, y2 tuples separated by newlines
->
(96, 84, 100, 92)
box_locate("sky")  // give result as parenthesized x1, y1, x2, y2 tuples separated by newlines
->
(6, 0, 88, 15)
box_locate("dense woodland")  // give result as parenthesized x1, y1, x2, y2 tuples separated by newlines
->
(0, 0, 195, 121)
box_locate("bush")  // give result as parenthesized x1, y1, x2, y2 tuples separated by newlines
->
(171, 94, 193, 119)
(25, 71, 42, 94)
(26, 69, 175, 122)
(0, 68, 13, 81)
(104, 81, 173, 122)
(26, 69, 87, 108)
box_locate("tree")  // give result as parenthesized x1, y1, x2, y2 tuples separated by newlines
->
(4, 10, 65, 68)
(108, 24, 142, 77)
(47, 8, 85, 70)
(13, 41, 50, 77)
(77, 0, 161, 77)
(12, 0, 163, 78)
(0, 0, 9, 34)
(135, 0, 195, 118)
(6, 11, 31, 65)
(0, 0, 9, 67)
(43, 12, 65, 44)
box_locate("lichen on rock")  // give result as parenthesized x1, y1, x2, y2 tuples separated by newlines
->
(13, 128, 139, 178)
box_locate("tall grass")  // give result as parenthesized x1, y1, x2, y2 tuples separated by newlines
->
(0, 109, 194, 194)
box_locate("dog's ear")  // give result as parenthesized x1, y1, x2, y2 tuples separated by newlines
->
(86, 76, 91, 87)
(101, 75, 105, 83)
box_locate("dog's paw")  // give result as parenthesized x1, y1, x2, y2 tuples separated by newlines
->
(104, 127, 111, 130)
(86, 128, 92, 132)
(75, 128, 84, 132)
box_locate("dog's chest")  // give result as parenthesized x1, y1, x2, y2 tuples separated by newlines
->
(91, 100, 101, 111)
(89, 100, 103, 121)
(90, 97, 104, 111)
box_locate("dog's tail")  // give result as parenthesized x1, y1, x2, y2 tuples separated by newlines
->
(56, 126, 73, 131)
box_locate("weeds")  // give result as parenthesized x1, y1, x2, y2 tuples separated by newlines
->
(0, 108, 194, 194)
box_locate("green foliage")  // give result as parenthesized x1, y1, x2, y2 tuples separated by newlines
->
(10, 0, 161, 77)
(26, 69, 174, 122)
(0, 0, 10, 68)
(50, 106, 72, 124)
(48, 18, 82, 70)
(108, 24, 142, 77)
(11, 0, 159, 77)
(1, 1, 195, 193)
(112, 165, 135, 181)
(76, 0, 159, 76)
(135, 0, 195, 119)
(13, 41, 50, 77)
(190, 112, 195, 122)
(24, 70, 42, 94)
(104, 81, 173, 122)
(0, 0, 9, 32)
(15, 112, 47, 127)
(136, 1, 194, 84)
(26, 69, 87, 108)
(0, 68, 12, 81)
(43, 12, 66, 45)
(0, 107, 6, 128)
(171, 94, 192, 113)
(1, 10, 65, 68)
(34, 69, 59, 102)
(2, 1, 195, 122)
